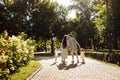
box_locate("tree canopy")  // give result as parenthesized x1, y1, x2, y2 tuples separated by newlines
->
(0, 0, 120, 50)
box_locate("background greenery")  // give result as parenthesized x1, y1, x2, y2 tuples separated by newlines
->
(0, 0, 120, 79)
(0, 0, 119, 52)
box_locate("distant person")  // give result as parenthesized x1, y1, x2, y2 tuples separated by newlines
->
(67, 33, 81, 64)
(60, 35, 68, 64)
(80, 48, 85, 64)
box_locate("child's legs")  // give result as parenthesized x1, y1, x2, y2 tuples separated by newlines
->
(81, 53, 85, 62)
(63, 58, 65, 62)
(55, 56, 57, 62)
(82, 58, 85, 62)
(61, 58, 65, 63)
(61, 57, 65, 62)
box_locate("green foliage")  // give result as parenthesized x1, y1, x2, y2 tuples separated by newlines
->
(0, 0, 120, 51)
(68, 0, 97, 49)
(93, 0, 120, 50)
(0, 32, 36, 80)
(0, 69, 10, 80)
(92, 0, 107, 49)
(30, 0, 58, 40)
(111, 0, 120, 49)
(85, 51, 120, 66)
(54, 40, 61, 48)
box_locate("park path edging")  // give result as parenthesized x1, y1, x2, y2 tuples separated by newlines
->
(26, 65, 43, 80)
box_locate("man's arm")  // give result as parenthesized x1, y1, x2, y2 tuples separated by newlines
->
(75, 40, 81, 50)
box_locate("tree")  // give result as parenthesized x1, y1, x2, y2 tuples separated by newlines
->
(93, 0, 107, 49)
(0, 0, 29, 35)
(52, 4, 69, 40)
(105, 0, 113, 52)
(111, 0, 120, 49)
(69, 0, 97, 49)
(93, 0, 120, 50)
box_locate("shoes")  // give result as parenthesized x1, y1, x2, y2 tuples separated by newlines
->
(63, 61, 66, 64)
(81, 62, 85, 64)
(71, 60, 79, 64)
(63, 62, 66, 64)
(61, 60, 66, 64)
(77, 60, 79, 63)
(72, 61, 74, 64)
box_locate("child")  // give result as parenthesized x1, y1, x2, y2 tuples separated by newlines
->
(80, 48, 85, 64)
(54, 47, 59, 63)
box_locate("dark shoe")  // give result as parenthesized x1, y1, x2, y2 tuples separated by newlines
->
(63, 62, 66, 64)
(61, 60, 64, 63)
(81, 62, 85, 64)
(77, 60, 79, 63)
(72, 61, 74, 64)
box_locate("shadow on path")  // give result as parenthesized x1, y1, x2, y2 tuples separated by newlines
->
(57, 63, 66, 70)
(50, 62, 56, 66)
(56, 63, 83, 70)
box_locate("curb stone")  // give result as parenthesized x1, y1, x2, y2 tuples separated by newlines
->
(26, 66, 43, 80)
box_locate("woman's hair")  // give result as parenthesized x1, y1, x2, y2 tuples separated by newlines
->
(62, 35, 67, 48)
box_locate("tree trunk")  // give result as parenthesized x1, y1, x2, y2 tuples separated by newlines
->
(112, 35, 118, 49)
(106, 0, 112, 53)
(44, 40, 47, 53)
(51, 37, 54, 54)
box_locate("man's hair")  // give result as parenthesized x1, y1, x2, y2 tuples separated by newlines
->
(69, 32, 73, 37)
(69, 31, 76, 37)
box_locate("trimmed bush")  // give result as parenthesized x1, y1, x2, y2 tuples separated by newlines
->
(85, 51, 120, 66)
(0, 32, 36, 80)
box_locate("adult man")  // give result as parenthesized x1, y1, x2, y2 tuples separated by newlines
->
(67, 33, 81, 64)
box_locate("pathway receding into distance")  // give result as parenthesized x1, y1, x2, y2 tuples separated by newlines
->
(27, 55, 120, 80)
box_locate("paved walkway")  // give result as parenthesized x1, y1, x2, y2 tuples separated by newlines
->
(27, 55, 120, 80)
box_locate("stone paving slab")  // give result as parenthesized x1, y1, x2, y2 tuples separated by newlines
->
(27, 55, 120, 80)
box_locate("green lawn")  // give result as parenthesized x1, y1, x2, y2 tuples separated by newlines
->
(11, 60, 41, 80)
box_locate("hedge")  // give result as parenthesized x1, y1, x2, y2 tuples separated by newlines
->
(85, 52, 120, 66)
